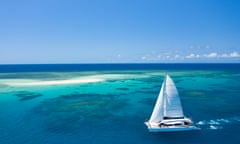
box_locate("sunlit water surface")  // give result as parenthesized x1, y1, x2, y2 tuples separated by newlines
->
(0, 67, 240, 144)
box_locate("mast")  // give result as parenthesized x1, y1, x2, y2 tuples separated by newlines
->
(163, 75, 167, 117)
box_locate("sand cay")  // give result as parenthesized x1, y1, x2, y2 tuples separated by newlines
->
(0, 73, 148, 87)
(2, 77, 104, 86)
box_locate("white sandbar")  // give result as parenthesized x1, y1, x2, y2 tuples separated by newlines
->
(2, 78, 104, 86)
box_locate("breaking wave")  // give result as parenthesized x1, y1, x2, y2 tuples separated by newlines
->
(196, 116, 240, 130)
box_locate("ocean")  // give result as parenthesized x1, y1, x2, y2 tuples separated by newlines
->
(0, 64, 239, 144)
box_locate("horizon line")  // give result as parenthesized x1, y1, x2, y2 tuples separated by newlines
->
(0, 62, 240, 65)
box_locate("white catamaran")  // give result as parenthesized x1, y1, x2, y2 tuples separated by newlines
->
(145, 74, 199, 132)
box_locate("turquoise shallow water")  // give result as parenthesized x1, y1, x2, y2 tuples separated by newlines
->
(0, 69, 240, 144)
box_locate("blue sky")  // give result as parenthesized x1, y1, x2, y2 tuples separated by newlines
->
(1, 0, 240, 63)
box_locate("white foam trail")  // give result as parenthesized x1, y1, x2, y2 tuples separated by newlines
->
(209, 120, 221, 125)
(216, 118, 230, 123)
(231, 116, 240, 122)
(209, 125, 222, 130)
(196, 116, 240, 130)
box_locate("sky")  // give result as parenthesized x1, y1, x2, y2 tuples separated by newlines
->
(1, 0, 240, 64)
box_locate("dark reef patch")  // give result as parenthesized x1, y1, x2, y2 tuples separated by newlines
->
(116, 87, 129, 91)
(126, 84, 136, 87)
(173, 79, 184, 83)
(135, 90, 157, 94)
(138, 98, 155, 105)
(152, 85, 161, 88)
(31, 93, 129, 133)
(0, 73, 58, 79)
(138, 77, 163, 83)
(141, 87, 152, 90)
(181, 89, 240, 114)
(182, 90, 209, 97)
(223, 86, 240, 92)
(14, 91, 43, 101)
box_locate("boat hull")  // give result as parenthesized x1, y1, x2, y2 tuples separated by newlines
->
(147, 126, 200, 132)
(144, 121, 200, 132)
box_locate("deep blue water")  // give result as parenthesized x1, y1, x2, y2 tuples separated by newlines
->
(0, 63, 240, 72)
(0, 64, 240, 144)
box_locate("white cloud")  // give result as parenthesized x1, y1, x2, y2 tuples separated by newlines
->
(186, 54, 196, 58)
(140, 51, 239, 62)
(230, 52, 240, 57)
(117, 54, 121, 58)
(220, 53, 228, 58)
(187, 51, 240, 59)
(175, 54, 180, 58)
(166, 55, 170, 59)
(219, 51, 240, 58)
(185, 54, 201, 59)
(204, 52, 218, 58)
(141, 56, 147, 60)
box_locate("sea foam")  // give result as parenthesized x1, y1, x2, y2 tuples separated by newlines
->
(196, 116, 240, 130)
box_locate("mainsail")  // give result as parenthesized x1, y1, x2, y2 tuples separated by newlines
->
(164, 75, 184, 118)
(149, 74, 184, 123)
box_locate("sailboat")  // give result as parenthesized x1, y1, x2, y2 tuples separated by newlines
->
(145, 74, 199, 132)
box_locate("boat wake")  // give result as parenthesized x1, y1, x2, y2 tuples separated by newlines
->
(196, 116, 240, 130)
